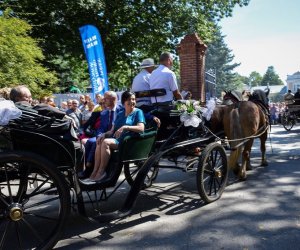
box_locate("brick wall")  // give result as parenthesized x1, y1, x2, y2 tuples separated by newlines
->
(177, 33, 207, 103)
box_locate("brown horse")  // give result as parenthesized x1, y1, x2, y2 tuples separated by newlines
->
(210, 89, 270, 180)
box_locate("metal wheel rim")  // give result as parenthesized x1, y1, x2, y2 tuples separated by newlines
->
(0, 158, 69, 249)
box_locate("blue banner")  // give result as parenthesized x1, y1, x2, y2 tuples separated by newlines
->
(79, 25, 109, 97)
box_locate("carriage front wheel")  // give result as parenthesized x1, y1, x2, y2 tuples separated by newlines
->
(197, 142, 228, 203)
(0, 151, 71, 250)
(124, 161, 159, 188)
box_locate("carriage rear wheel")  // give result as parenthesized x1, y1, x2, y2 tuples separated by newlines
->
(281, 112, 295, 131)
(124, 161, 159, 188)
(0, 151, 70, 250)
(197, 142, 228, 203)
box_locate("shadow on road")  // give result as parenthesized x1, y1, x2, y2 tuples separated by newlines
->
(55, 125, 300, 249)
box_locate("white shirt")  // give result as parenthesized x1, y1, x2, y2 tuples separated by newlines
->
(132, 69, 151, 106)
(149, 65, 179, 103)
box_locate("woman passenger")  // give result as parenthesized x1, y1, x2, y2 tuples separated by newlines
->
(81, 91, 145, 184)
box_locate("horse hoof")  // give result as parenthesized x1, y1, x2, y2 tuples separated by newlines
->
(261, 161, 268, 167)
(238, 171, 247, 181)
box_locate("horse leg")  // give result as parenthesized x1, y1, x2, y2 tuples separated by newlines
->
(243, 138, 254, 171)
(228, 147, 243, 178)
(260, 131, 268, 166)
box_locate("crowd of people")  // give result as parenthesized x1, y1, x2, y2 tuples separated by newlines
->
(1, 52, 187, 185)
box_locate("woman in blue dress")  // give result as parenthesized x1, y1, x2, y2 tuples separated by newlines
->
(82, 91, 145, 183)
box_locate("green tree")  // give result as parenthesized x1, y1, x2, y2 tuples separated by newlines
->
(1, 0, 250, 90)
(261, 66, 283, 86)
(248, 71, 263, 87)
(50, 54, 90, 92)
(0, 10, 58, 97)
(205, 26, 242, 96)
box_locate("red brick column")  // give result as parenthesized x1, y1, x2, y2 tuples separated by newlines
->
(177, 33, 207, 103)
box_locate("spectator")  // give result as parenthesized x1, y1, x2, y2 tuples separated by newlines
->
(149, 52, 182, 104)
(66, 99, 82, 131)
(10, 85, 65, 119)
(93, 93, 104, 112)
(60, 101, 68, 112)
(270, 103, 279, 125)
(0, 87, 11, 100)
(9, 85, 32, 104)
(78, 95, 86, 111)
(66, 99, 73, 110)
(47, 96, 56, 107)
(31, 99, 40, 106)
(81, 101, 95, 126)
(84, 94, 91, 104)
(39, 96, 48, 104)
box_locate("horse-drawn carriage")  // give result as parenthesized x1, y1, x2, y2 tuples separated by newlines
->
(281, 103, 300, 131)
(0, 92, 229, 249)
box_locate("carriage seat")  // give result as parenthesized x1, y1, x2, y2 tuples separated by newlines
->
(118, 130, 157, 162)
(80, 126, 158, 190)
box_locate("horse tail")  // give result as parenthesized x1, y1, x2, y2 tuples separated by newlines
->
(228, 147, 241, 171)
(229, 108, 242, 149)
(228, 108, 242, 170)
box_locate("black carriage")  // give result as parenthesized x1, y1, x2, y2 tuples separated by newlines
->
(281, 104, 300, 131)
(0, 94, 228, 249)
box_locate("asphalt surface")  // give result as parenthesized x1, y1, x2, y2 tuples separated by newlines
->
(55, 124, 300, 250)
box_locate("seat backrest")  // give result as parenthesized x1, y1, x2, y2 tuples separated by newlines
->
(118, 130, 157, 162)
(135, 88, 166, 98)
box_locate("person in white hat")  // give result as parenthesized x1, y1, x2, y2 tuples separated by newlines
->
(131, 58, 156, 108)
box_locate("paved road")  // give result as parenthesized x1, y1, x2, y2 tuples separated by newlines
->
(55, 125, 300, 250)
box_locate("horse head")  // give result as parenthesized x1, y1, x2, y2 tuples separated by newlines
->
(248, 89, 269, 108)
(222, 90, 243, 105)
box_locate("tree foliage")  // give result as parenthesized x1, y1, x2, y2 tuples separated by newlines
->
(205, 26, 242, 96)
(0, 10, 58, 97)
(248, 71, 263, 87)
(1, 0, 250, 91)
(50, 54, 90, 92)
(261, 66, 283, 86)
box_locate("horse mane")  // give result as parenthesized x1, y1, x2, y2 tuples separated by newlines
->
(248, 89, 270, 112)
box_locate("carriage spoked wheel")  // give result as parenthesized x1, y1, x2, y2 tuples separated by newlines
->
(0, 151, 70, 250)
(197, 142, 228, 203)
(124, 161, 159, 188)
(282, 112, 294, 131)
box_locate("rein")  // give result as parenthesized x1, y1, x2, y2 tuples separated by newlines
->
(205, 123, 270, 147)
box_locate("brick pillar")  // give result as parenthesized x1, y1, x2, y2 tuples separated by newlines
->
(177, 33, 207, 104)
